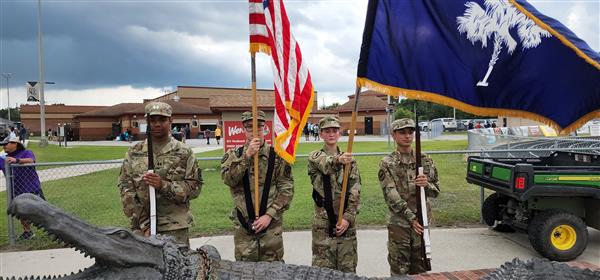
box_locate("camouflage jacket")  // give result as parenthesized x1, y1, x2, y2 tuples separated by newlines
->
(307, 146, 361, 227)
(378, 150, 440, 227)
(118, 137, 202, 232)
(221, 143, 294, 224)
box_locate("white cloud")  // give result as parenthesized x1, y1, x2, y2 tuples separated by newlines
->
(531, 0, 599, 51)
(316, 91, 351, 109)
(2, 0, 597, 109)
(3, 85, 165, 108)
(566, 3, 599, 50)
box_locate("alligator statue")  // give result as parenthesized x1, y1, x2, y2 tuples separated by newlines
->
(5, 193, 409, 280)
(4, 194, 599, 280)
(483, 258, 600, 280)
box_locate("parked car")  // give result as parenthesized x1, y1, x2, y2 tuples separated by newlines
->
(430, 118, 457, 131)
(418, 121, 429, 132)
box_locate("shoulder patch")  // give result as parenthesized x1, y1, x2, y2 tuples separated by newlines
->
(310, 151, 322, 160)
(221, 153, 229, 164)
(378, 169, 386, 181)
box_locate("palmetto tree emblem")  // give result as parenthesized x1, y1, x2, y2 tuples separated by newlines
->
(457, 0, 551, 87)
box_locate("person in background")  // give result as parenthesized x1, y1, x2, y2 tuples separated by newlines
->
(8, 127, 16, 139)
(184, 125, 191, 140)
(126, 128, 133, 142)
(19, 126, 27, 144)
(215, 126, 222, 145)
(204, 128, 211, 145)
(0, 136, 44, 240)
(303, 124, 310, 141)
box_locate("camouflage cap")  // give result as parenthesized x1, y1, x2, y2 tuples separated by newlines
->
(392, 118, 416, 131)
(318, 116, 341, 129)
(145, 102, 172, 117)
(241, 110, 266, 123)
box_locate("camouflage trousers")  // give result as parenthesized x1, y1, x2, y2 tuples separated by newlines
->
(233, 220, 284, 262)
(311, 226, 358, 273)
(387, 224, 427, 276)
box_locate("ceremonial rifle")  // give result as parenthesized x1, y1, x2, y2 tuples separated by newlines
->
(415, 112, 432, 271)
(146, 116, 157, 236)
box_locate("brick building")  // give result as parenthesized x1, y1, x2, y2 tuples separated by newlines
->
(19, 86, 394, 141)
(336, 91, 390, 135)
(20, 104, 106, 137)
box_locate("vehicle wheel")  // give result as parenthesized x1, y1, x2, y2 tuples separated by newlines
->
(528, 209, 588, 261)
(482, 193, 515, 232)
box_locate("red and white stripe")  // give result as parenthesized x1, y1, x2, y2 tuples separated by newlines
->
(249, 0, 314, 164)
(249, 0, 270, 54)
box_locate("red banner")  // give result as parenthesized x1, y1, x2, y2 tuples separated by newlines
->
(223, 121, 273, 152)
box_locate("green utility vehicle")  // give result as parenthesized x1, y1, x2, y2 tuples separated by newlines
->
(466, 151, 600, 261)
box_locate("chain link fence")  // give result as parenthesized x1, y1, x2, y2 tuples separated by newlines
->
(4, 160, 122, 245)
(4, 138, 600, 247)
(467, 130, 600, 158)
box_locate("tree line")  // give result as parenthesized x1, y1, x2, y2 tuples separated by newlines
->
(393, 99, 486, 121)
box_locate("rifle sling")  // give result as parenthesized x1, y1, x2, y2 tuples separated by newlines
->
(237, 146, 276, 235)
(312, 172, 351, 237)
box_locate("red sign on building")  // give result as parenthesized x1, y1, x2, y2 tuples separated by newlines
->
(223, 121, 273, 152)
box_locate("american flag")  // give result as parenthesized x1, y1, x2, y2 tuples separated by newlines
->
(249, 0, 315, 164)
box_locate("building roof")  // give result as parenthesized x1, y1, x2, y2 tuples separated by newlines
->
(130, 100, 213, 115)
(347, 90, 388, 99)
(209, 91, 275, 110)
(20, 104, 106, 114)
(336, 95, 388, 112)
(76, 103, 141, 117)
(153, 86, 274, 102)
(76, 100, 212, 118)
(315, 109, 338, 114)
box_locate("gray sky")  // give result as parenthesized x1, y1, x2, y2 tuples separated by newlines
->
(0, 0, 598, 108)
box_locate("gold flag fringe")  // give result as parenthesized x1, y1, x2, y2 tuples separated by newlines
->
(249, 43, 271, 55)
(357, 77, 600, 135)
(274, 87, 315, 164)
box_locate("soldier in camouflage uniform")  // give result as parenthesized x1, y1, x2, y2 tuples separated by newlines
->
(378, 118, 440, 276)
(118, 102, 202, 246)
(308, 116, 361, 273)
(220, 110, 294, 262)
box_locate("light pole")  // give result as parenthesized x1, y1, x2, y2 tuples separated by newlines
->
(1, 73, 11, 121)
(37, 0, 48, 147)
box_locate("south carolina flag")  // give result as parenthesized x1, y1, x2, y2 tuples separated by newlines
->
(357, 0, 600, 134)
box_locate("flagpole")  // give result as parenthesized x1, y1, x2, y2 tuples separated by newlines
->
(337, 86, 361, 226)
(251, 53, 260, 218)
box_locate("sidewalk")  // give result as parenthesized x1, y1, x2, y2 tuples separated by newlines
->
(1, 227, 598, 278)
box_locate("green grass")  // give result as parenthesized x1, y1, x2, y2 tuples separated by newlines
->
(1, 140, 482, 251)
(28, 144, 130, 162)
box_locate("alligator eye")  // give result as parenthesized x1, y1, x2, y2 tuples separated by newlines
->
(118, 231, 128, 239)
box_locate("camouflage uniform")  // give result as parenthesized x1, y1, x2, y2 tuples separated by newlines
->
(307, 116, 361, 273)
(220, 110, 294, 262)
(378, 118, 440, 276)
(118, 102, 202, 246)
